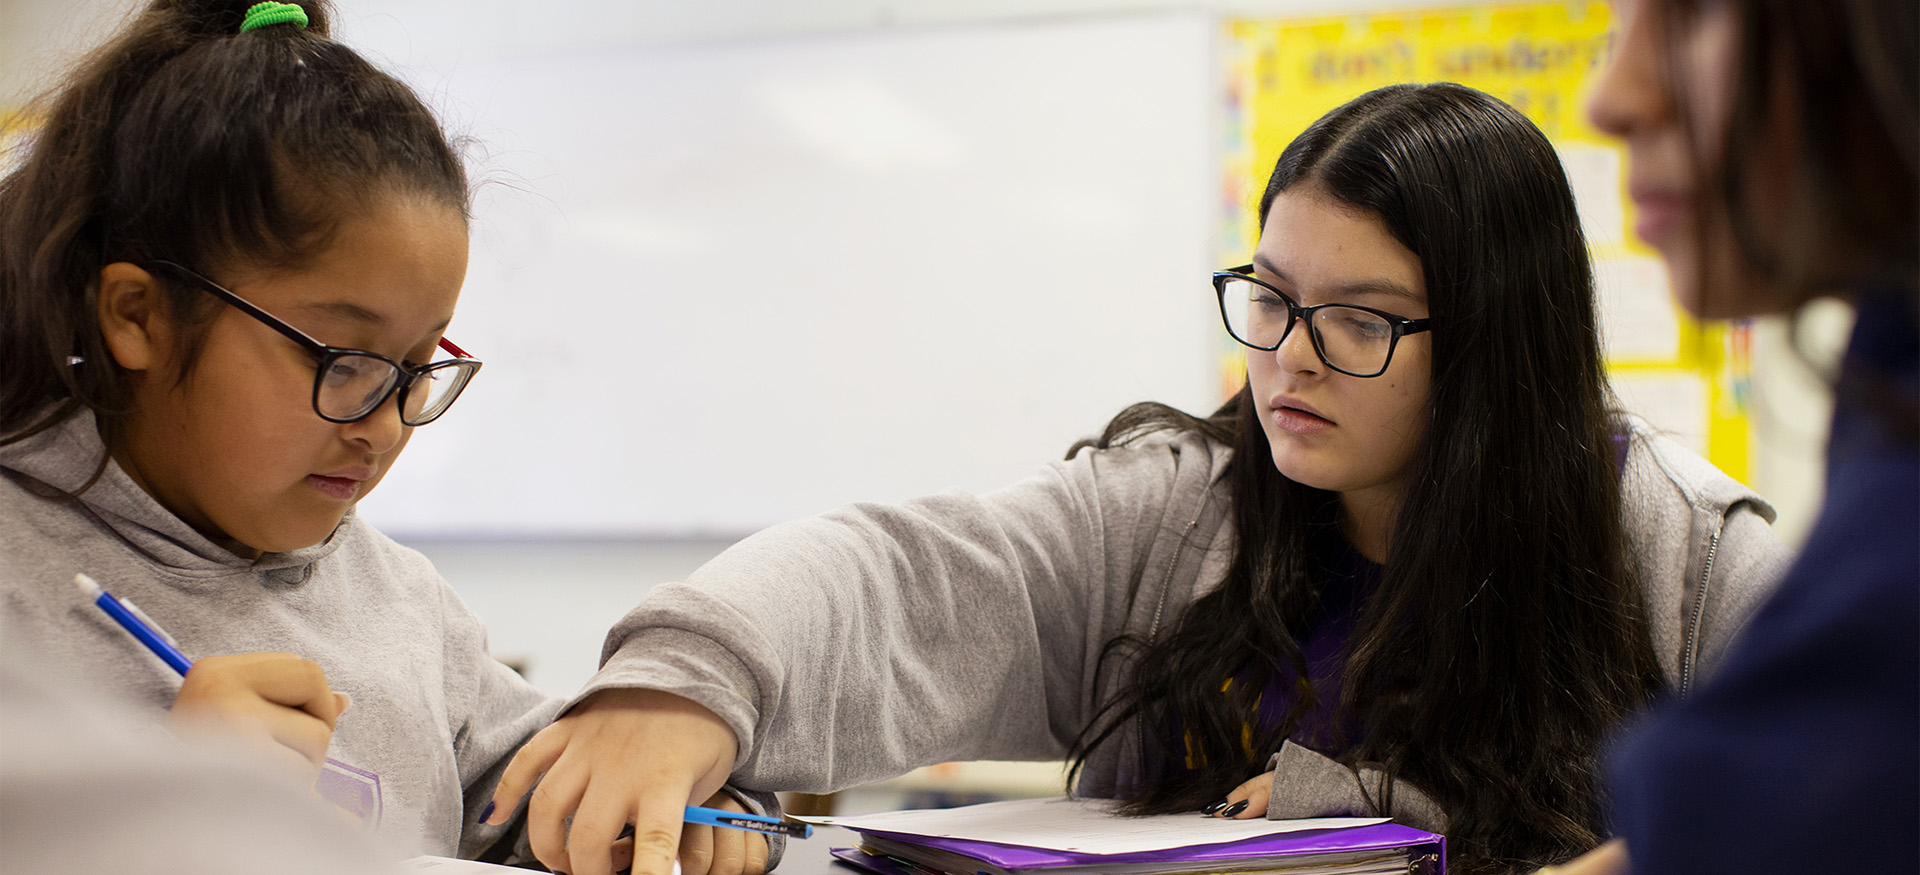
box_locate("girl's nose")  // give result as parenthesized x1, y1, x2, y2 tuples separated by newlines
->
(1274, 314, 1322, 375)
(1587, 0, 1667, 140)
(342, 393, 406, 455)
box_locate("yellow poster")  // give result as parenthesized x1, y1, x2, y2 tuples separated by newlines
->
(0, 109, 38, 179)
(1223, 2, 1752, 481)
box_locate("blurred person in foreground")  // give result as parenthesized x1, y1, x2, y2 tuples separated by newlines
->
(0, 643, 404, 875)
(1558, 0, 1918, 872)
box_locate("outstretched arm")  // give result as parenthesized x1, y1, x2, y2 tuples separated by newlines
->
(494, 434, 1221, 875)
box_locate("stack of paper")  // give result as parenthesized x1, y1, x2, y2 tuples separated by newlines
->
(797, 796, 1444, 875)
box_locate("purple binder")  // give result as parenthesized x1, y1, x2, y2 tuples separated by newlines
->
(831, 821, 1445, 875)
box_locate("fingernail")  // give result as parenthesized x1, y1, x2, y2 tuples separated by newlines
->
(475, 800, 496, 824)
(1221, 800, 1249, 817)
(335, 692, 352, 714)
(1200, 800, 1229, 815)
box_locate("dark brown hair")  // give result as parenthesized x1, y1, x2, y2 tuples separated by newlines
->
(0, 0, 469, 446)
(1683, 0, 1917, 306)
(1668, 0, 1919, 441)
(1068, 84, 1663, 874)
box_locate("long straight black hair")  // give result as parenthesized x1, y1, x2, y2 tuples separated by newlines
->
(1067, 84, 1664, 874)
(0, 0, 469, 447)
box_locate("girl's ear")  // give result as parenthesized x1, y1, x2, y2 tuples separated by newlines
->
(96, 263, 173, 372)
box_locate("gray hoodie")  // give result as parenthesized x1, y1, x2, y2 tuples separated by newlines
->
(579, 416, 1792, 833)
(0, 410, 559, 860)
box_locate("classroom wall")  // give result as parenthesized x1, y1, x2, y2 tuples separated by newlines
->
(3, 0, 1484, 132)
(5, 0, 1846, 698)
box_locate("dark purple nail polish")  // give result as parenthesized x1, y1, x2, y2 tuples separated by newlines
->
(475, 800, 496, 824)
(1221, 800, 1249, 817)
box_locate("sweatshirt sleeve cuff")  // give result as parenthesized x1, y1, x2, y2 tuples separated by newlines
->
(566, 625, 767, 770)
(1264, 741, 1449, 833)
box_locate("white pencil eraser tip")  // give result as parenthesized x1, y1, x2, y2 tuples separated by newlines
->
(73, 573, 100, 597)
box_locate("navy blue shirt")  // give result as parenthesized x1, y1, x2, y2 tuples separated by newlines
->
(1606, 292, 1920, 873)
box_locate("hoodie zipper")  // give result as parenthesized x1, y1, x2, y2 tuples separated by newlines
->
(1125, 512, 1203, 784)
(1678, 522, 1723, 698)
(1145, 516, 1200, 640)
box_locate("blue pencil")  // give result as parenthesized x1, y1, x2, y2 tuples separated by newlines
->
(685, 804, 813, 839)
(75, 573, 194, 675)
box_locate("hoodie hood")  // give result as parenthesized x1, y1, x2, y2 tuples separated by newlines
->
(0, 409, 347, 581)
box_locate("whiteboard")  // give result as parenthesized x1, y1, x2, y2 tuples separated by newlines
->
(356, 14, 1220, 537)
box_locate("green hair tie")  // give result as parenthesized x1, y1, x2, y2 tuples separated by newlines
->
(239, 2, 309, 33)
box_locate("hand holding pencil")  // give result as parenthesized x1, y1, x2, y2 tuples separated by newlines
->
(76, 573, 348, 781)
(487, 687, 772, 875)
(169, 651, 350, 780)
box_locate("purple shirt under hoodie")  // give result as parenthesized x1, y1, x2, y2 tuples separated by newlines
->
(1183, 433, 1633, 771)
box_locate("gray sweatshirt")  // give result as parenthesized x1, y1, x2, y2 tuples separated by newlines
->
(579, 417, 1793, 832)
(0, 411, 560, 860)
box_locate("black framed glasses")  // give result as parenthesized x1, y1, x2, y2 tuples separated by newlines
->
(148, 260, 482, 426)
(1212, 265, 1432, 378)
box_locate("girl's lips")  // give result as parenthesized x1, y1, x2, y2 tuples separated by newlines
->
(1271, 405, 1334, 435)
(306, 474, 361, 501)
(1629, 189, 1691, 248)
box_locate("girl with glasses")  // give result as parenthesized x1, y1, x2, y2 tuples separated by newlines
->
(0, 0, 763, 867)
(489, 84, 1791, 875)
(1555, 0, 1919, 873)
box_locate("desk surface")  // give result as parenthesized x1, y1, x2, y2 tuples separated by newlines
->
(779, 826, 860, 875)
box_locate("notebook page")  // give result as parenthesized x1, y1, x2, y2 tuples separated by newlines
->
(796, 796, 1386, 854)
